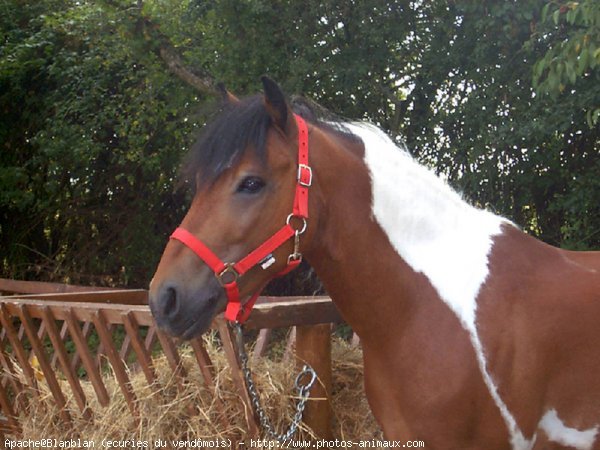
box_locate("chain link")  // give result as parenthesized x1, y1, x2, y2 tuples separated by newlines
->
(232, 322, 317, 442)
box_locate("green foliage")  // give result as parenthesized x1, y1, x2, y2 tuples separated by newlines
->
(400, 0, 599, 248)
(533, 0, 600, 126)
(1, 0, 598, 288)
(1, 1, 197, 285)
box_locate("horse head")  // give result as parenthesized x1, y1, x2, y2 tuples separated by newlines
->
(149, 77, 317, 338)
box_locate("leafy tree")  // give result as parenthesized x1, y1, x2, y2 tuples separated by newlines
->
(533, 0, 600, 126)
(1, 1, 199, 284)
(1, 0, 598, 288)
(398, 0, 599, 248)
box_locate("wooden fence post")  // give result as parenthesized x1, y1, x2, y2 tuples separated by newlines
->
(295, 323, 333, 439)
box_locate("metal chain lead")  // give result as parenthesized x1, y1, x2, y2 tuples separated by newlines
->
(232, 322, 317, 442)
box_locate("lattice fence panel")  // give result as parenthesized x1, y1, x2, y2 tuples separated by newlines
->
(0, 298, 227, 435)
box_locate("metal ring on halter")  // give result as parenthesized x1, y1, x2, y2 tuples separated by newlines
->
(217, 263, 239, 286)
(286, 214, 308, 234)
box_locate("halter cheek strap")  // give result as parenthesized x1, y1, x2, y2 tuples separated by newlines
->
(170, 114, 311, 323)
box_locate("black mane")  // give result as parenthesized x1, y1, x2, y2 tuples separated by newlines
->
(183, 94, 358, 187)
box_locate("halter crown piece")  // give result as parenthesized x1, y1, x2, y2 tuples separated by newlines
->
(170, 114, 311, 323)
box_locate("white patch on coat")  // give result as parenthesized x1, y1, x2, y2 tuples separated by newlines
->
(539, 409, 598, 450)
(347, 122, 532, 450)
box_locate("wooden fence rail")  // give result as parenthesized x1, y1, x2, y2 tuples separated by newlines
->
(0, 283, 341, 440)
(0, 278, 117, 295)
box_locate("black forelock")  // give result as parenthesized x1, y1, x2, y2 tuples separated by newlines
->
(182, 93, 360, 188)
(183, 95, 271, 187)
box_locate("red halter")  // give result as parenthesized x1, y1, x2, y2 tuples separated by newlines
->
(170, 114, 311, 323)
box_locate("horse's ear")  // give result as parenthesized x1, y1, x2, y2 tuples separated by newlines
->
(216, 82, 240, 104)
(261, 76, 295, 134)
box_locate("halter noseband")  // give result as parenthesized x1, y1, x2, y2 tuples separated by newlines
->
(170, 114, 311, 323)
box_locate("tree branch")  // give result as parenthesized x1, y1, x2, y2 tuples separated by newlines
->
(139, 14, 217, 95)
(102, 0, 217, 94)
(157, 45, 215, 94)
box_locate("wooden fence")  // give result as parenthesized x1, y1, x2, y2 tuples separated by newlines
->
(0, 279, 342, 440)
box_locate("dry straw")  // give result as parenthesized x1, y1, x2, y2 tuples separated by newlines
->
(13, 334, 381, 447)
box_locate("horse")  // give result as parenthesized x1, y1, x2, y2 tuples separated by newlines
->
(149, 76, 600, 449)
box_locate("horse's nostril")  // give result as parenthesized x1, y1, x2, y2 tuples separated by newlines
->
(162, 286, 178, 317)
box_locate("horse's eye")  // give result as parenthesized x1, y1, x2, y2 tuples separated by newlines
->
(236, 176, 266, 194)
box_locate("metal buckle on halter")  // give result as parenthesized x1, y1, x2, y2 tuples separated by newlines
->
(217, 263, 239, 286)
(297, 164, 313, 187)
(287, 251, 302, 265)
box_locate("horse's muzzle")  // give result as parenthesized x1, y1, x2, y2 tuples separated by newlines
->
(149, 280, 223, 339)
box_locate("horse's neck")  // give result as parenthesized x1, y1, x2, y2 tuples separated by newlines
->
(306, 123, 509, 341)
